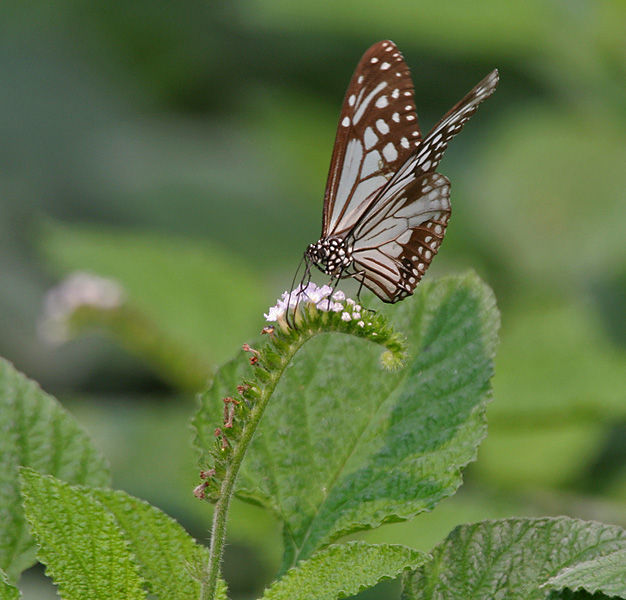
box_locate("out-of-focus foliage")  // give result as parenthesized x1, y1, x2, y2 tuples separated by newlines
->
(1, 0, 624, 597)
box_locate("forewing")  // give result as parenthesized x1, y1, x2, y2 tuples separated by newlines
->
(350, 173, 451, 302)
(390, 68, 499, 190)
(322, 40, 422, 238)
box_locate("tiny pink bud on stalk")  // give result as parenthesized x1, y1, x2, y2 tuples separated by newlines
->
(200, 468, 216, 480)
(193, 483, 207, 500)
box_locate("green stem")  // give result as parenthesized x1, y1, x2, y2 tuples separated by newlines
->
(201, 334, 308, 600)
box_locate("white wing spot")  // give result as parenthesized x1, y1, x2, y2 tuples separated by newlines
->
(425, 236, 432, 243)
(375, 95, 389, 108)
(380, 61, 391, 70)
(341, 116, 350, 127)
(395, 72, 402, 77)
(364, 127, 378, 149)
(382, 142, 397, 162)
(392, 112, 400, 123)
(411, 131, 419, 136)
(370, 57, 379, 64)
(422, 160, 432, 170)
(405, 104, 412, 110)
(376, 119, 389, 134)
(430, 241, 437, 250)
(411, 255, 418, 261)
(403, 91, 412, 97)
(400, 137, 409, 149)
(424, 250, 432, 259)
(392, 88, 400, 98)
(348, 94, 356, 107)
(362, 150, 382, 177)
(358, 75, 364, 84)
(406, 114, 416, 121)
(418, 263, 425, 270)
(409, 277, 416, 284)
(434, 224, 443, 234)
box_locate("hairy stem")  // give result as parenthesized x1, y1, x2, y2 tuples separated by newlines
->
(200, 334, 306, 600)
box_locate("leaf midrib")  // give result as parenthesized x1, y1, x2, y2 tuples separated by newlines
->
(289, 336, 410, 566)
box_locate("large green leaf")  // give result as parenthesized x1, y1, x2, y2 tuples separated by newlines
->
(242, 1, 551, 56)
(93, 488, 225, 600)
(19, 469, 145, 600)
(545, 549, 626, 599)
(467, 110, 625, 290)
(403, 517, 626, 600)
(0, 358, 110, 583)
(261, 541, 427, 600)
(40, 222, 270, 369)
(477, 300, 626, 488)
(194, 273, 499, 568)
(0, 570, 19, 600)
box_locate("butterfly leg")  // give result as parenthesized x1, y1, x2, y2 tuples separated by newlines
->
(352, 270, 377, 314)
(287, 254, 310, 329)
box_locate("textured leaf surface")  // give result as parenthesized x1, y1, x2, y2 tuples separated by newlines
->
(0, 358, 110, 582)
(262, 541, 427, 600)
(194, 273, 498, 568)
(0, 570, 19, 600)
(403, 517, 626, 600)
(93, 488, 225, 600)
(20, 469, 145, 600)
(545, 549, 626, 598)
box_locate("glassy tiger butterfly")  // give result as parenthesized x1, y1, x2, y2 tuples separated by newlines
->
(302, 40, 498, 303)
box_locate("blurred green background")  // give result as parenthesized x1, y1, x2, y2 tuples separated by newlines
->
(1, 1, 624, 598)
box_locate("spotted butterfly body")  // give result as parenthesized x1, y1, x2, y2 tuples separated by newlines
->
(305, 40, 499, 302)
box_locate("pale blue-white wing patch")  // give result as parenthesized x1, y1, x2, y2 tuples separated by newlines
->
(350, 173, 451, 302)
(322, 41, 422, 238)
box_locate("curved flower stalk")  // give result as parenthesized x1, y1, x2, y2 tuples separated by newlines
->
(195, 283, 406, 600)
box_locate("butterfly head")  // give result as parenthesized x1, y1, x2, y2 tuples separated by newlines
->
(305, 238, 353, 278)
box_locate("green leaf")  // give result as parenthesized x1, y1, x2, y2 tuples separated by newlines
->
(469, 110, 625, 289)
(477, 300, 626, 488)
(242, 1, 552, 56)
(403, 517, 626, 600)
(0, 569, 19, 600)
(194, 272, 498, 568)
(0, 358, 110, 583)
(545, 549, 626, 598)
(262, 541, 427, 600)
(19, 469, 145, 600)
(92, 487, 226, 600)
(40, 221, 271, 368)
(547, 590, 612, 600)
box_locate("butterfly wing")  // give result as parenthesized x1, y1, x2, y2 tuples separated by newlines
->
(322, 40, 422, 239)
(350, 173, 451, 302)
(347, 69, 499, 302)
(391, 69, 499, 186)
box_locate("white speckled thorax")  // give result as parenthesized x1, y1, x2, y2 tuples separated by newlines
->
(306, 237, 353, 278)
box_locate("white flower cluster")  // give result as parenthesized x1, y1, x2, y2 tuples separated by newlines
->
(38, 271, 126, 343)
(264, 282, 366, 326)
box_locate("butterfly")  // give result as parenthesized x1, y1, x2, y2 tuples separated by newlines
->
(303, 40, 498, 303)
